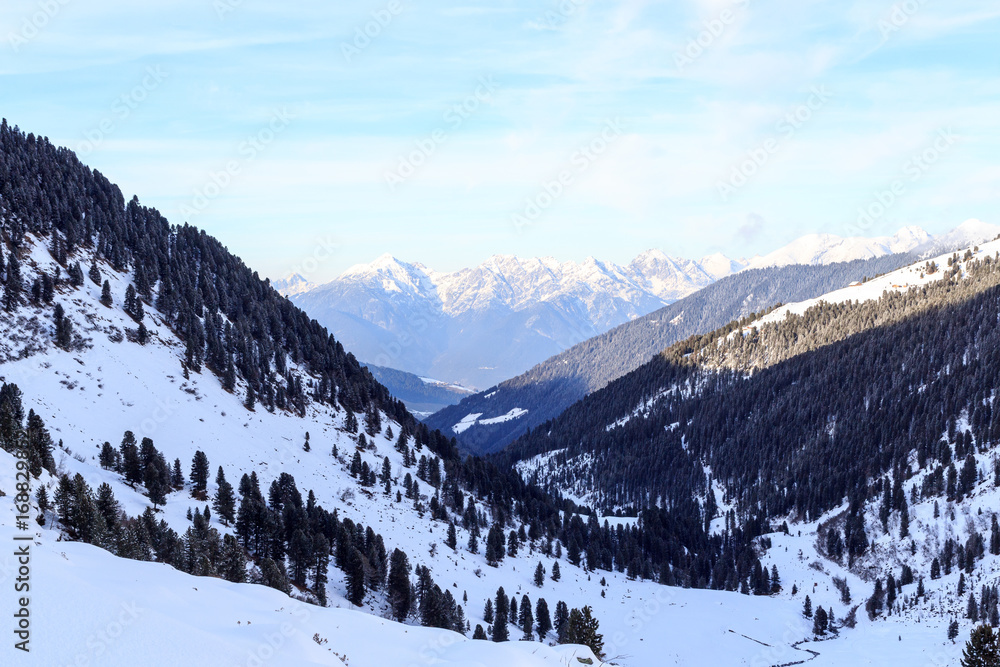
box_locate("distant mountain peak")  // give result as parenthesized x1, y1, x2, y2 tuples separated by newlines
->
(272, 272, 314, 297)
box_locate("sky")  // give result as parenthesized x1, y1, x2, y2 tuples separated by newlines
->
(1, 0, 999, 283)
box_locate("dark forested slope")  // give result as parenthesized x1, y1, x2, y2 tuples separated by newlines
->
(429, 254, 920, 454)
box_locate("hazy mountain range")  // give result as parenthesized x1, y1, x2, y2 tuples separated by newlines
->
(276, 225, 973, 389)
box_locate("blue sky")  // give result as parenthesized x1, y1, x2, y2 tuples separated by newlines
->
(2, 0, 998, 282)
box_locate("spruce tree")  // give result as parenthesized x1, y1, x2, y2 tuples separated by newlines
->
(535, 598, 552, 641)
(962, 624, 1000, 666)
(190, 450, 210, 496)
(213, 467, 236, 525)
(100, 279, 112, 307)
(3, 250, 21, 312)
(388, 548, 411, 621)
(534, 561, 546, 587)
(552, 561, 561, 581)
(519, 594, 534, 640)
(493, 587, 509, 642)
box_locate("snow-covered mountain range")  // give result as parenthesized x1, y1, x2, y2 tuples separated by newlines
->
(281, 223, 996, 389)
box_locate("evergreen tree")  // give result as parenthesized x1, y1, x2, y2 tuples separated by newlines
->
(961, 624, 1000, 667)
(949, 620, 960, 643)
(473, 625, 488, 640)
(220, 534, 247, 583)
(258, 557, 291, 594)
(554, 601, 570, 643)
(99, 441, 118, 470)
(519, 594, 534, 640)
(552, 561, 561, 581)
(100, 279, 112, 307)
(535, 598, 552, 642)
(484, 598, 494, 625)
(813, 606, 828, 635)
(803, 595, 812, 618)
(3, 250, 22, 312)
(534, 561, 546, 587)
(564, 606, 604, 659)
(53, 303, 73, 349)
(88, 259, 101, 285)
(145, 463, 167, 509)
(190, 450, 210, 496)
(346, 547, 367, 606)
(446, 522, 458, 551)
(388, 548, 412, 622)
(493, 587, 509, 642)
(171, 458, 184, 488)
(120, 431, 142, 486)
(213, 467, 236, 525)
(35, 486, 50, 524)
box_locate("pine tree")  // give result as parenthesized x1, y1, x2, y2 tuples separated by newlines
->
(534, 561, 546, 587)
(388, 548, 412, 622)
(551, 561, 561, 581)
(53, 303, 73, 349)
(564, 606, 604, 659)
(484, 598, 494, 625)
(446, 522, 458, 551)
(346, 547, 367, 606)
(88, 260, 101, 285)
(535, 598, 552, 642)
(100, 279, 112, 307)
(554, 601, 570, 643)
(190, 450, 210, 496)
(493, 587, 509, 642)
(171, 459, 184, 488)
(961, 624, 1000, 666)
(213, 467, 236, 525)
(949, 620, 960, 643)
(519, 594, 534, 640)
(120, 431, 142, 486)
(813, 606, 828, 635)
(220, 534, 247, 583)
(473, 625, 487, 640)
(803, 595, 813, 618)
(99, 441, 117, 470)
(145, 464, 166, 509)
(3, 250, 22, 312)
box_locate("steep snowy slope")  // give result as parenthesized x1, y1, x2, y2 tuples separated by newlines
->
(0, 234, 814, 667)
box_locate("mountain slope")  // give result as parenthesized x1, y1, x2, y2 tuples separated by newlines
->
(427, 253, 921, 454)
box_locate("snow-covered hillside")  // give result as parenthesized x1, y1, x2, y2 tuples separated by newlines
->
(0, 234, 809, 666)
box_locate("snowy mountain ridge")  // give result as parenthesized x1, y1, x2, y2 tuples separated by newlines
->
(283, 224, 989, 389)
